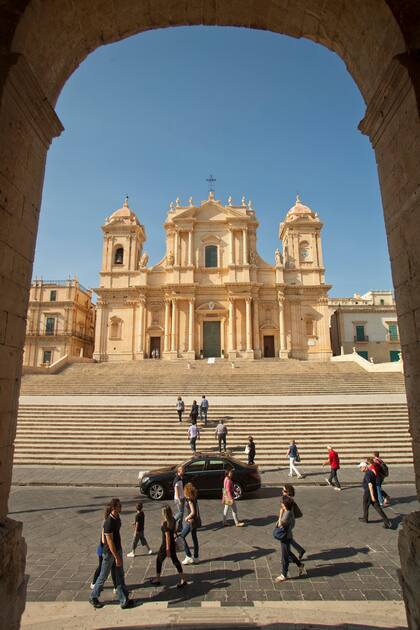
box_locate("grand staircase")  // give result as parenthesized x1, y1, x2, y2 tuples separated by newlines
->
(16, 360, 409, 468)
(20, 359, 406, 396)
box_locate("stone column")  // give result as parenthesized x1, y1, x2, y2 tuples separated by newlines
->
(138, 298, 145, 357)
(164, 299, 170, 353)
(243, 228, 248, 265)
(278, 293, 286, 356)
(228, 298, 236, 353)
(253, 298, 260, 353)
(229, 229, 234, 265)
(245, 297, 252, 351)
(188, 231, 193, 266)
(171, 299, 177, 353)
(188, 298, 195, 353)
(174, 231, 179, 266)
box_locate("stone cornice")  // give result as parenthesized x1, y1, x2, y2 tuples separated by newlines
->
(1, 53, 63, 148)
(358, 56, 412, 148)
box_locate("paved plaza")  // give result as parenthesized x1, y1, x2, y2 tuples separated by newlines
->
(9, 482, 417, 610)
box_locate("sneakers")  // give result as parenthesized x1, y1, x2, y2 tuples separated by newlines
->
(275, 574, 287, 582)
(383, 523, 392, 529)
(182, 556, 194, 565)
(90, 583, 95, 589)
(113, 588, 117, 595)
(298, 564, 307, 577)
(148, 549, 153, 555)
(127, 551, 135, 558)
(325, 478, 332, 486)
(334, 487, 342, 492)
(89, 597, 103, 609)
(121, 599, 134, 609)
(235, 522, 245, 527)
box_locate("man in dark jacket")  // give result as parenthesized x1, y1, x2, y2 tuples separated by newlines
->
(358, 461, 391, 528)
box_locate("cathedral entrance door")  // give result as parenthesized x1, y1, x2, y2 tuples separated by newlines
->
(263, 335, 275, 358)
(203, 321, 221, 358)
(150, 336, 161, 358)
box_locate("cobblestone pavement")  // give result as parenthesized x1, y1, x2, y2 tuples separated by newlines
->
(9, 484, 417, 607)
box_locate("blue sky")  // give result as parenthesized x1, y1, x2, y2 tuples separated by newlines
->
(35, 26, 392, 297)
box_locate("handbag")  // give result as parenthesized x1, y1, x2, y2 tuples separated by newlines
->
(295, 452, 301, 463)
(273, 525, 288, 542)
(293, 502, 303, 519)
(222, 487, 233, 506)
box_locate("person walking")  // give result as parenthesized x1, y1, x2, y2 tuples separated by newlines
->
(358, 461, 392, 528)
(176, 396, 185, 423)
(173, 465, 186, 533)
(127, 502, 152, 558)
(323, 445, 341, 491)
(89, 498, 134, 609)
(286, 439, 303, 478)
(190, 400, 199, 423)
(188, 419, 200, 453)
(150, 505, 188, 588)
(200, 395, 209, 425)
(274, 495, 306, 582)
(215, 419, 228, 452)
(372, 450, 390, 506)
(90, 523, 117, 592)
(180, 483, 201, 564)
(282, 484, 305, 560)
(245, 436, 256, 465)
(222, 469, 244, 527)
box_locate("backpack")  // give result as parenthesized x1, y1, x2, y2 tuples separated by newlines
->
(380, 461, 389, 478)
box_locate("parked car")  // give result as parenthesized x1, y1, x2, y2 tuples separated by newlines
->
(139, 453, 261, 501)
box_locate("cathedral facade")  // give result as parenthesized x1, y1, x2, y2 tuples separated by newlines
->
(93, 193, 332, 362)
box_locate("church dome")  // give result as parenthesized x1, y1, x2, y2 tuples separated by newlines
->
(286, 195, 316, 220)
(107, 196, 141, 225)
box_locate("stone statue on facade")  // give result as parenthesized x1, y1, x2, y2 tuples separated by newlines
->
(169, 201, 175, 212)
(241, 195, 246, 206)
(227, 195, 232, 206)
(189, 196, 193, 205)
(139, 252, 149, 268)
(275, 248, 283, 266)
(166, 250, 174, 266)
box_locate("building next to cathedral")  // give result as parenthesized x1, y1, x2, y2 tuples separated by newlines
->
(93, 192, 332, 362)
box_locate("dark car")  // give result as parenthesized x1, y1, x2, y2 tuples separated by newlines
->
(139, 454, 261, 501)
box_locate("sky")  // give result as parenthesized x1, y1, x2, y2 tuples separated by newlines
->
(34, 26, 392, 298)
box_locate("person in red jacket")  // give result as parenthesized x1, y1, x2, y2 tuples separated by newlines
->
(323, 445, 341, 491)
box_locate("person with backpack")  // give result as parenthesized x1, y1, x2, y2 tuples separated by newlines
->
(200, 395, 209, 425)
(281, 484, 305, 560)
(286, 439, 303, 478)
(274, 495, 306, 582)
(176, 396, 185, 423)
(179, 483, 201, 564)
(372, 451, 390, 506)
(215, 419, 228, 452)
(323, 445, 341, 491)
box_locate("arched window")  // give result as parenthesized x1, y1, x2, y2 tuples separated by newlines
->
(205, 245, 218, 268)
(109, 316, 123, 340)
(299, 241, 311, 262)
(114, 247, 124, 265)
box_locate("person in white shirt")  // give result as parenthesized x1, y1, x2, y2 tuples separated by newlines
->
(215, 420, 227, 452)
(173, 466, 185, 533)
(188, 420, 200, 452)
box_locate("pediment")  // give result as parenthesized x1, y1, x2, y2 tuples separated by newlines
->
(170, 201, 247, 223)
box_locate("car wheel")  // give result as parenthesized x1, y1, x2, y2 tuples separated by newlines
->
(148, 483, 165, 501)
(233, 482, 243, 500)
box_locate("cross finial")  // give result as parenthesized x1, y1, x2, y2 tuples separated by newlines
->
(124, 195, 129, 207)
(206, 174, 216, 193)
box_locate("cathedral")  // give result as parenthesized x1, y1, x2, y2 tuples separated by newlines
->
(93, 192, 332, 362)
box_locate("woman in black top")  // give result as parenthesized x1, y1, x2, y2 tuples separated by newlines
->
(150, 505, 187, 588)
(179, 483, 200, 564)
(190, 400, 199, 423)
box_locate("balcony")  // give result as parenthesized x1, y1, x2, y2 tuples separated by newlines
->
(387, 333, 400, 343)
(354, 335, 369, 342)
(26, 328, 94, 343)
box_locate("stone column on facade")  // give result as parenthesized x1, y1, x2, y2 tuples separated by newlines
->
(228, 298, 236, 356)
(138, 298, 145, 357)
(245, 297, 252, 351)
(243, 228, 248, 265)
(188, 298, 195, 353)
(278, 293, 287, 357)
(171, 298, 177, 355)
(164, 299, 170, 353)
(188, 231, 193, 266)
(174, 231, 179, 266)
(315, 230, 324, 267)
(252, 297, 261, 355)
(229, 229, 234, 265)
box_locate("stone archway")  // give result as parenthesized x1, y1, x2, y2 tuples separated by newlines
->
(1, 2, 420, 628)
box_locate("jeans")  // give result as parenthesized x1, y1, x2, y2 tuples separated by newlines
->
(280, 539, 303, 577)
(92, 554, 117, 588)
(190, 437, 197, 452)
(200, 408, 208, 424)
(328, 468, 341, 488)
(180, 521, 199, 558)
(223, 502, 239, 524)
(290, 537, 305, 558)
(174, 498, 185, 532)
(376, 478, 389, 505)
(218, 435, 227, 452)
(90, 548, 129, 605)
(362, 491, 391, 526)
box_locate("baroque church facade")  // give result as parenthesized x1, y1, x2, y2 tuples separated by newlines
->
(93, 192, 332, 362)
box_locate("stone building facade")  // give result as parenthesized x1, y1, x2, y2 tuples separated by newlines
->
(330, 291, 400, 363)
(94, 193, 332, 362)
(24, 278, 95, 367)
